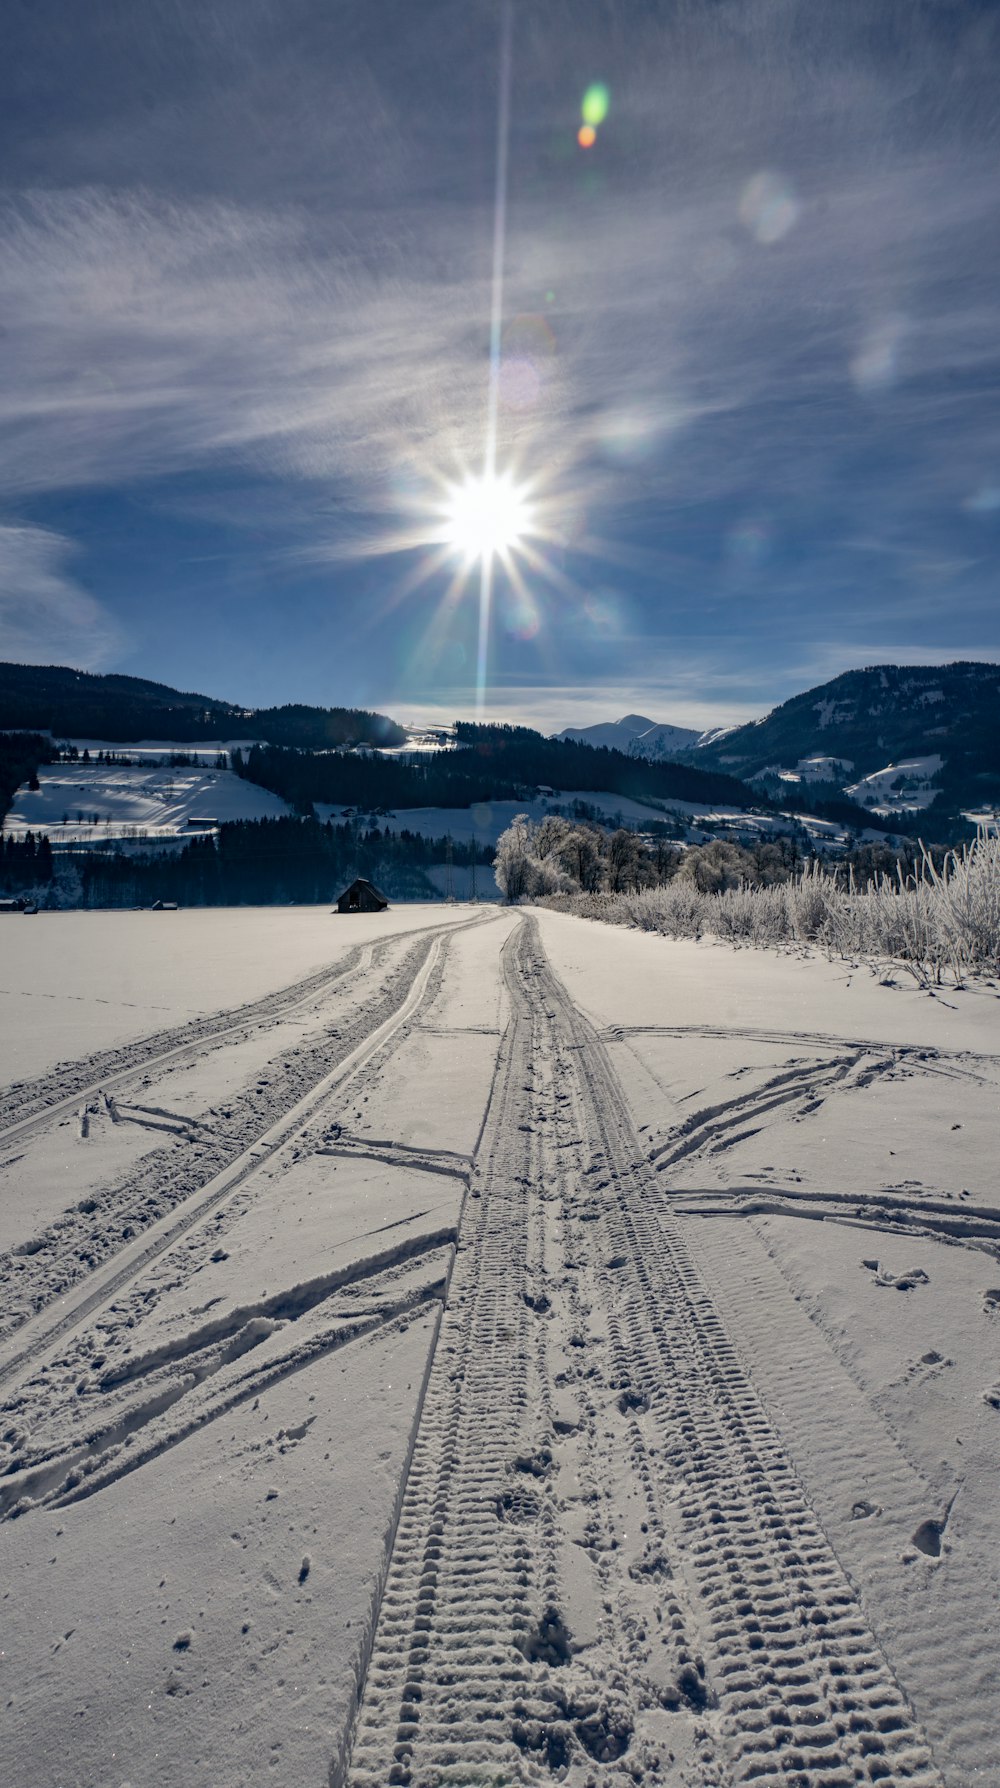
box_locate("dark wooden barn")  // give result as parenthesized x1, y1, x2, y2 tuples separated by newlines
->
(335, 877, 389, 914)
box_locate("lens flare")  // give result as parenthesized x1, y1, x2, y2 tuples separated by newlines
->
(578, 123, 597, 149)
(739, 172, 800, 245)
(441, 469, 533, 565)
(504, 588, 541, 639)
(581, 84, 609, 127)
(964, 485, 1000, 515)
(850, 317, 906, 393)
(499, 356, 541, 409)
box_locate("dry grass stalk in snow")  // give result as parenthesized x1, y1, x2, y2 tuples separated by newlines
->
(538, 829, 1000, 985)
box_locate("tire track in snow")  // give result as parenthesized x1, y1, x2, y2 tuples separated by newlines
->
(338, 916, 944, 1787)
(0, 1240, 454, 1521)
(545, 924, 945, 1788)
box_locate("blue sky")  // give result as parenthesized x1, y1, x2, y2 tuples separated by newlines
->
(1, 0, 998, 731)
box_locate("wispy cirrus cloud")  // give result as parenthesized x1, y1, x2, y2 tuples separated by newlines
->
(0, 523, 123, 667)
(0, 0, 998, 709)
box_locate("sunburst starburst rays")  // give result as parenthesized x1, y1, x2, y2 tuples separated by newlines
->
(438, 467, 535, 567)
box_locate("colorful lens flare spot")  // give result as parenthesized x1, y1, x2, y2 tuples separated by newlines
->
(499, 356, 541, 409)
(726, 520, 770, 567)
(581, 590, 623, 634)
(578, 123, 596, 149)
(581, 83, 609, 127)
(739, 171, 800, 245)
(505, 590, 541, 640)
(850, 317, 906, 393)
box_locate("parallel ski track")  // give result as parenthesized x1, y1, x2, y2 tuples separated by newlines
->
(340, 916, 944, 1788)
(0, 913, 480, 1149)
(0, 911, 495, 1397)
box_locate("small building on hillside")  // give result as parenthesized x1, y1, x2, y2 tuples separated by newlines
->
(335, 877, 389, 914)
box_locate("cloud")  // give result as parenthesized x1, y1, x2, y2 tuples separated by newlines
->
(0, 524, 123, 667)
(0, 0, 998, 705)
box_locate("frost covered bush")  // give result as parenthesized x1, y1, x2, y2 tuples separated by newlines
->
(535, 830, 1000, 984)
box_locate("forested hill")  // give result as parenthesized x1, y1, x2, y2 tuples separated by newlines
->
(685, 661, 1000, 816)
(235, 724, 761, 813)
(0, 662, 406, 750)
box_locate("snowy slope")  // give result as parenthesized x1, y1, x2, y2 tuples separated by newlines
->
(4, 763, 291, 842)
(763, 755, 855, 786)
(845, 754, 944, 816)
(320, 790, 879, 855)
(691, 662, 1000, 819)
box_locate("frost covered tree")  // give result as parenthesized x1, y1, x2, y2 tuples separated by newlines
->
(494, 815, 536, 902)
(608, 827, 643, 892)
(677, 840, 755, 893)
(493, 814, 576, 901)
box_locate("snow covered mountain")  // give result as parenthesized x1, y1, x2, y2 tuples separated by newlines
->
(556, 713, 709, 760)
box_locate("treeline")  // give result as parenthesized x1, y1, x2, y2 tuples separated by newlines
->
(1, 832, 55, 892)
(492, 814, 808, 900)
(249, 703, 405, 750)
(538, 833, 1000, 986)
(452, 723, 764, 807)
(0, 732, 52, 822)
(492, 814, 950, 902)
(0, 662, 406, 750)
(771, 786, 902, 836)
(16, 816, 491, 908)
(234, 724, 762, 815)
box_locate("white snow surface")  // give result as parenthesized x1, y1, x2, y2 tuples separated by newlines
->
(1, 903, 997, 1787)
(845, 754, 945, 816)
(769, 754, 855, 784)
(4, 762, 291, 842)
(317, 788, 678, 842)
(0, 904, 474, 1082)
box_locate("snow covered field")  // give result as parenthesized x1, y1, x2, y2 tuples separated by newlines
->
(1, 905, 997, 1786)
(845, 755, 944, 817)
(5, 761, 867, 859)
(4, 761, 291, 843)
(325, 791, 859, 850)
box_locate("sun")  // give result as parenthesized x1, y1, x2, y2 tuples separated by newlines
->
(440, 469, 532, 565)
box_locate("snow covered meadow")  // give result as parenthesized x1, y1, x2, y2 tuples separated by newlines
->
(0, 898, 997, 1786)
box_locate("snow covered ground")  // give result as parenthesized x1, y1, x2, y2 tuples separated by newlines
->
(845, 755, 944, 817)
(4, 762, 290, 843)
(6, 760, 874, 860)
(323, 790, 864, 851)
(1, 905, 997, 1786)
(767, 754, 855, 784)
(317, 789, 677, 843)
(0, 905, 476, 1083)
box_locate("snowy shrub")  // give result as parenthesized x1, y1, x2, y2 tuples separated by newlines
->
(535, 829, 1000, 984)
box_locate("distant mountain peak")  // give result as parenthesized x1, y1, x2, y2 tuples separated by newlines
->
(616, 713, 659, 734)
(556, 714, 710, 761)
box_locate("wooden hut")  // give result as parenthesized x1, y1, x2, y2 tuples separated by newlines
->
(336, 877, 389, 914)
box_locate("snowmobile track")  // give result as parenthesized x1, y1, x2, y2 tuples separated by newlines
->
(338, 916, 944, 1788)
